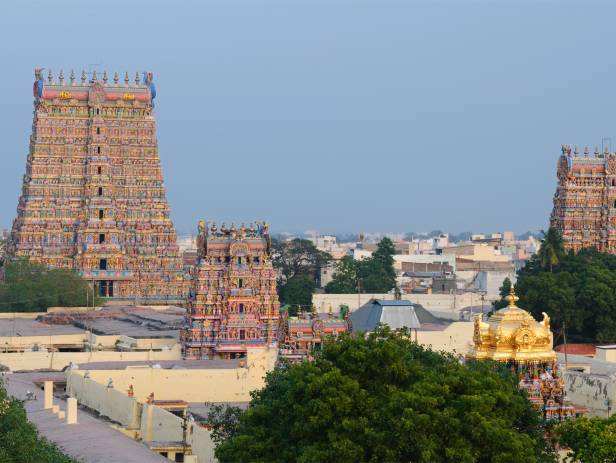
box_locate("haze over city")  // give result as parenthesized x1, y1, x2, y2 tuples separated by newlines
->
(1, 1, 615, 234)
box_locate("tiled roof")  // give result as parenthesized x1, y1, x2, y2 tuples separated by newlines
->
(554, 343, 596, 356)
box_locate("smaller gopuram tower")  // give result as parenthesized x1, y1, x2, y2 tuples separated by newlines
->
(181, 220, 280, 359)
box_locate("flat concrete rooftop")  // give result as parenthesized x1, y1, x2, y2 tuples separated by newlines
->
(0, 318, 84, 337)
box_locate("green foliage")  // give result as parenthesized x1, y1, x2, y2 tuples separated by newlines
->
(536, 228, 565, 272)
(205, 403, 244, 445)
(554, 415, 616, 462)
(271, 239, 332, 307)
(515, 248, 616, 342)
(278, 274, 315, 315)
(0, 259, 96, 312)
(0, 381, 75, 462)
(325, 238, 397, 294)
(494, 277, 512, 310)
(215, 327, 554, 463)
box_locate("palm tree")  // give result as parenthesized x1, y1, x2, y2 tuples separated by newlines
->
(537, 228, 565, 272)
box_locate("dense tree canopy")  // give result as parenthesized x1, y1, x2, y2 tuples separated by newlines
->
(271, 239, 332, 311)
(0, 381, 75, 462)
(325, 238, 397, 294)
(554, 415, 616, 463)
(215, 327, 553, 463)
(0, 259, 95, 312)
(514, 246, 616, 343)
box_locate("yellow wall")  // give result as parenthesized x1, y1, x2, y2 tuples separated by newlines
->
(0, 345, 181, 371)
(69, 346, 277, 403)
(415, 321, 474, 355)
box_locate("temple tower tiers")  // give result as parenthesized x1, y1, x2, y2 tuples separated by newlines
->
(181, 221, 280, 359)
(551, 144, 616, 253)
(8, 68, 186, 303)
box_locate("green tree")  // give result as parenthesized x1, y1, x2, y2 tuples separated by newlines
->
(324, 256, 357, 294)
(537, 228, 565, 272)
(0, 381, 75, 462)
(325, 238, 397, 295)
(271, 239, 332, 307)
(205, 403, 244, 445)
(215, 327, 554, 463)
(0, 259, 96, 312)
(515, 248, 616, 343)
(554, 415, 616, 463)
(278, 274, 315, 315)
(493, 277, 513, 310)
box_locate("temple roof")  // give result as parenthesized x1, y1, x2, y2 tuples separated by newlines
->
(469, 288, 556, 364)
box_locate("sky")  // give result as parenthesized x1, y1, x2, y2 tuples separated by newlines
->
(0, 0, 614, 235)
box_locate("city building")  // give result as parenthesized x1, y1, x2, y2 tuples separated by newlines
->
(551, 144, 616, 253)
(7, 69, 185, 303)
(181, 221, 280, 359)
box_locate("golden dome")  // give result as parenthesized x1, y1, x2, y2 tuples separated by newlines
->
(468, 287, 556, 364)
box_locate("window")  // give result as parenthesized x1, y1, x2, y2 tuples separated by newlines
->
(239, 303, 244, 314)
(97, 166, 102, 175)
(175, 453, 184, 463)
(98, 187, 103, 196)
(99, 259, 107, 270)
(239, 330, 245, 340)
(97, 146, 101, 154)
(99, 233, 105, 244)
(96, 127, 100, 135)
(96, 108, 100, 115)
(238, 279, 243, 288)
(98, 210, 104, 219)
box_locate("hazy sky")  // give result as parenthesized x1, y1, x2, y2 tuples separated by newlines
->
(0, 1, 613, 235)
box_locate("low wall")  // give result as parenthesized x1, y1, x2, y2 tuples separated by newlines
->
(0, 345, 181, 371)
(312, 293, 478, 319)
(565, 370, 616, 418)
(68, 372, 217, 462)
(70, 346, 277, 403)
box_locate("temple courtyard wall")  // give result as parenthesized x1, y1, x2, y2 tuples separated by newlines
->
(0, 346, 181, 372)
(558, 352, 616, 418)
(312, 292, 477, 319)
(67, 346, 277, 403)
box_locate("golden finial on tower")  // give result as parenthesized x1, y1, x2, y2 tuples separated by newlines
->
(584, 146, 589, 157)
(506, 286, 519, 307)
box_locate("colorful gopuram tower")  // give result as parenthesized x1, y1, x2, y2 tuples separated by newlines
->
(7, 68, 185, 303)
(181, 221, 280, 359)
(551, 144, 616, 253)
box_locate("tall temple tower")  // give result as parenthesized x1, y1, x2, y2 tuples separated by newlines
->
(8, 68, 186, 303)
(551, 144, 616, 253)
(181, 221, 280, 359)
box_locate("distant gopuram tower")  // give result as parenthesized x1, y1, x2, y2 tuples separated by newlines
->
(551, 144, 616, 253)
(181, 221, 280, 359)
(7, 68, 186, 303)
